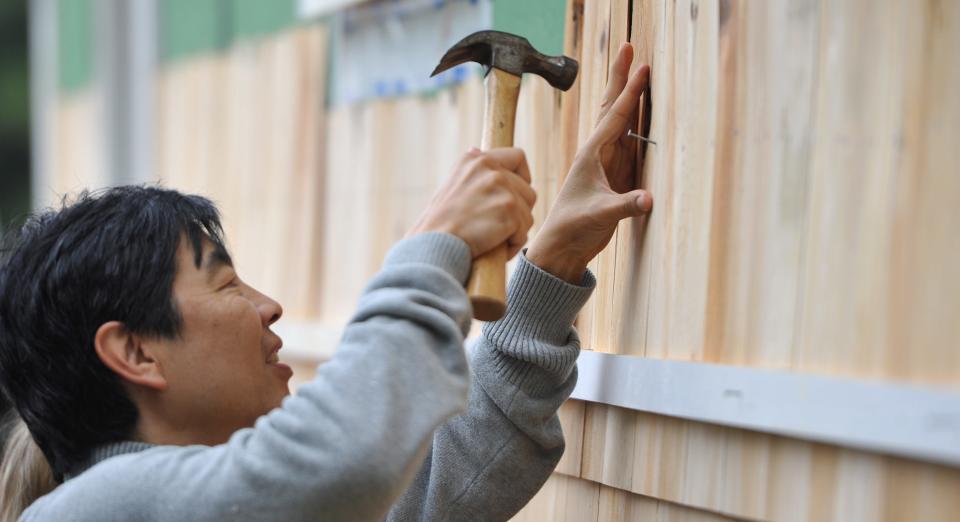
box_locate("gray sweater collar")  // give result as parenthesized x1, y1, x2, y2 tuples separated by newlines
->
(66, 441, 156, 481)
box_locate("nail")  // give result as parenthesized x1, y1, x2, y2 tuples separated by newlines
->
(627, 130, 657, 145)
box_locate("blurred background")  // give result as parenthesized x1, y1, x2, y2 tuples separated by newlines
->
(8, 0, 567, 365)
(3, 1, 960, 520)
(0, 2, 30, 236)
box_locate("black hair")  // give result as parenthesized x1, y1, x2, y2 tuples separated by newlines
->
(0, 186, 228, 480)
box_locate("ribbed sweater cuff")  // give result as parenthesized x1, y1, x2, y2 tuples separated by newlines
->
(482, 252, 595, 378)
(383, 232, 472, 286)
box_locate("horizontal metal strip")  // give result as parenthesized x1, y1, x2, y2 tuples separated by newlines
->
(572, 350, 960, 466)
(275, 321, 960, 466)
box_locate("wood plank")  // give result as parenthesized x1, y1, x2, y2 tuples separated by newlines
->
(703, 0, 818, 369)
(573, 406, 960, 521)
(581, 402, 637, 491)
(515, 473, 740, 521)
(795, 0, 901, 380)
(611, 0, 660, 357)
(764, 0, 956, 385)
(587, 0, 633, 356)
(573, 0, 613, 350)
(557, 0, 585, 185)
(510, 472, 600, 522)
(623, 0, 719, 360)
(883, 0, 960, 384)
(599, 484, 738, 521)
(555, 399, 586, 477)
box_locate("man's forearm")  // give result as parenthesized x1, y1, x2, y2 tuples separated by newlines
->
(388, 252, 595, 520)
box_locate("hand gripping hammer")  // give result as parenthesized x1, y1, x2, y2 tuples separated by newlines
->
(431, 30, 579, 321)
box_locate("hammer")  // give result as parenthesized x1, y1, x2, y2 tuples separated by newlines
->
(431, 30, 579, 321)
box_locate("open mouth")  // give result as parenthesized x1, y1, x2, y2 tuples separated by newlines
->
(266, 339, 283, 364)
(266, 350, 281, 364)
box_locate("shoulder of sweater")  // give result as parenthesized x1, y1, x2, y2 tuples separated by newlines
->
(26, 445, 207, 515)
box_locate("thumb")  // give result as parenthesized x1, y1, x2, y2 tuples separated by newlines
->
(601, 190, 653, 221)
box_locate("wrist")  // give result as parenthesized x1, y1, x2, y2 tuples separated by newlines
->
(525, 245, 587, 285)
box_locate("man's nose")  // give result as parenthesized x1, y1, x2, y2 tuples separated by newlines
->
(254, 292, 283, 326)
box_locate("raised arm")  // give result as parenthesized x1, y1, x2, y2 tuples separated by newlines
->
(24, 233, 474, 522)
(388, 252, 594, 521)
(23, 146, 538, 522)
(386, 42, 652, 521)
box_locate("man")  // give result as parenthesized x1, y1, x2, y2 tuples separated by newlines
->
(0, 46, 650, 520)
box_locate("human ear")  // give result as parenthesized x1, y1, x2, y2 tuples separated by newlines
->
(94, 321, 168, 391)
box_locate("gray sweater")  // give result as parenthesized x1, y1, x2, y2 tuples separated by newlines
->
(21, 233, 594, 521)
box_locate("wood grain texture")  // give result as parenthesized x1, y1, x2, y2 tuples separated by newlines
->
(321, 78, 484, 323)
(512, 472, 740, 521)
(558, 0, 585, 186)
(581, 0, 638, 353)
(554, 399, 586, 477)
(554, 404, 960, 522)
(574, 0, 613, 351)
(582, 0, 960, 378)
(794, 0, 960, 384)
(703, 0, 817, 369)
(157, 26, 328, 320)
(598, 484, 739, 522)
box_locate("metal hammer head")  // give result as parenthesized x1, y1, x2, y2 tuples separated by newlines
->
(431, 30, 579, 91)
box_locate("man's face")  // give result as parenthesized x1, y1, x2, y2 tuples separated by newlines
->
(146, 237, 291, 444)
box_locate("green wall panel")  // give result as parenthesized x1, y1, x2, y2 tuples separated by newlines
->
(57, 0, 93, 92)
(492, 0, 566, 57)
(232, 0, 297, 40)
(159, 0, 229, 63)
(160, 0, 298, 64)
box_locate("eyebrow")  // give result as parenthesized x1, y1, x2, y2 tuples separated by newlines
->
(203, 246, 234, 281)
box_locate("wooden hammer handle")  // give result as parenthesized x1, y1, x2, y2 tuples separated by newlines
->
(468, 68, 523, 321)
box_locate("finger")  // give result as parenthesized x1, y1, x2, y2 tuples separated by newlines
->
(598, 189, 654, 222)
(508, 190, 533, 234)
(507, 224, 529, 258)
(502, 170, 537, 207)
(596, 43, 634, 123)
(458, 146, 483, 167)
(508, 193, 534, 259)
(587, 64, 650, 149)
(483, 147, 531, 183)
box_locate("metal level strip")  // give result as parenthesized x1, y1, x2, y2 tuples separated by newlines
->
(572, 350, 960, 466)
(271, 321, 960, 466)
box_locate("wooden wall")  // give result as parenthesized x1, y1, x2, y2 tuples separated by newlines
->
(319, 71, 568, 325)
(157, 25, 328, 320)
(513, 0, 960, 520)
(45, 89, 108, 199)
(572, 0, 960, 382)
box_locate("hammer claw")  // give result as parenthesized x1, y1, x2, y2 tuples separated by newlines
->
(431, 30, 578, 91)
